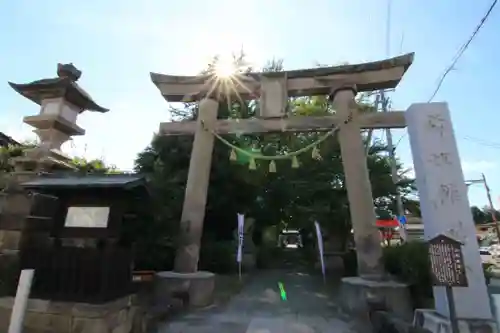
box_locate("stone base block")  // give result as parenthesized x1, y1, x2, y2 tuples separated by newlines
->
(154, 271, 215, 308)
(413, 309, 498, 333)
(0, 295, 137, 333)
(340, 276, 413, 321)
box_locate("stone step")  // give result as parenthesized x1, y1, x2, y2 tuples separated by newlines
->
(245, 316, 355, 333)
(159, 315, 356, 333)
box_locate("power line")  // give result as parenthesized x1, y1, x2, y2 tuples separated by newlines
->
(385, 0, 392, 56)
(394, 1, 499, 149)
(394, 132, 500, 150)
(427, 0, 498, 102)
(393, 132, 407, 149)
(462, 135, 500, 149)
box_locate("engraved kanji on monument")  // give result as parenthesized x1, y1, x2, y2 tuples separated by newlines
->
(428, 234, 468, 287)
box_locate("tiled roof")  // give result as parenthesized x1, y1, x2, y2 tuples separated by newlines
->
(0, 132, 20, 147)
(21, 173, 146, 189)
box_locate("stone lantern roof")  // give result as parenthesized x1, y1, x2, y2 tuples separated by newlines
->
(6, 63, 109, 175)
(8, 63, 108, 113)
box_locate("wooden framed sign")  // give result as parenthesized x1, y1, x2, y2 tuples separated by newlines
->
(428, 234, 468, 287)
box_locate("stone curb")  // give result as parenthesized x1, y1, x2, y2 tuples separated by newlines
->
(371, 311, 431, 333)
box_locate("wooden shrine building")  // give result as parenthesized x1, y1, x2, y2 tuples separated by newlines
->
(13, 173, 150, 303)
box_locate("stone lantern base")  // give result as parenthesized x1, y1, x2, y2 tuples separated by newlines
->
(13, 148, 76, 172)
(153, 271, 215, 308)
(340, 276, 413, 322)
(0, 295, 138, 333)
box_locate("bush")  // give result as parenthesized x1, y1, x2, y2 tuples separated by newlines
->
(341, 241, 495, 308)
(199, 241, 237, 274)
(383, 242, 433, 300)
(483, 262, 494, 284)
(341, 241, 433, 306)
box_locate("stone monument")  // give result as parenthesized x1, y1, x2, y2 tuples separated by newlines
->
(407, 103, 497, 332)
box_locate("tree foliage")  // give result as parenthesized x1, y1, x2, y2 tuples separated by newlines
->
(0, 142, 118, 182)
(471, 205, 500, 224)
(70, 156, 120, 174)
(0, 142, 37, 173)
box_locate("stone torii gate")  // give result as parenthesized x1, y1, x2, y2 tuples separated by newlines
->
(150, 53, 413, 306)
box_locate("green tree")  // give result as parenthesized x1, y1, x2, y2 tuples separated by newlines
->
(0, 141, 37, 173)
(471, 206, 487, 224)
(478, 206, 500, 224)
(70, 156, 120, 174)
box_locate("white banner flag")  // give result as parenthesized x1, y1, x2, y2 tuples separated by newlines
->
(314, 221, 326, 281)
(399, 222, 407, 242)
(236, 213, 245, 263)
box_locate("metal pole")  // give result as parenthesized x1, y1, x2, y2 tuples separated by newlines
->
(238, 262, 242, 282)
(381, 92, 405, 235)
(482, 173, 500, 240)
(445, 286, 460, 333)
(365, 94, 380, 156)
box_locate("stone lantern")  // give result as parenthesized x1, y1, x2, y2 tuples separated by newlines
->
(0, 64, 109, 314)
(8, 63, 108, 173)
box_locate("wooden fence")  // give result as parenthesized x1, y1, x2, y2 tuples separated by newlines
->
(19, 246, 132, 303)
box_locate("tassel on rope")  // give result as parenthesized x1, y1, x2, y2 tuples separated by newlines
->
(311, 146, 322, 160)
(249, 157, 257, 170)
(229, 148, 237, 161)
(291, 156, 299, 168)
(269, 160, 277, 173)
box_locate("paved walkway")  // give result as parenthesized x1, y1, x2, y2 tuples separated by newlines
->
(156, 270, 360, 333)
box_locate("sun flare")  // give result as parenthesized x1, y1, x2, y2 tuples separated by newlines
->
(213, 56, 238, 78)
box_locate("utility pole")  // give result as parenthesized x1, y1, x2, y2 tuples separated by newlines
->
(381, 0, 404, 240)
(380, 91, 406, 238)
(482, 173, 500, 240)
(466, 174, 500, 240)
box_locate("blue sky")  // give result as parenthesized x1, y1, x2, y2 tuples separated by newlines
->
(1, 0, 499, 208)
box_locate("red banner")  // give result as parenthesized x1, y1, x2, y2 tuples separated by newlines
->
(376, 219, 399, 228)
